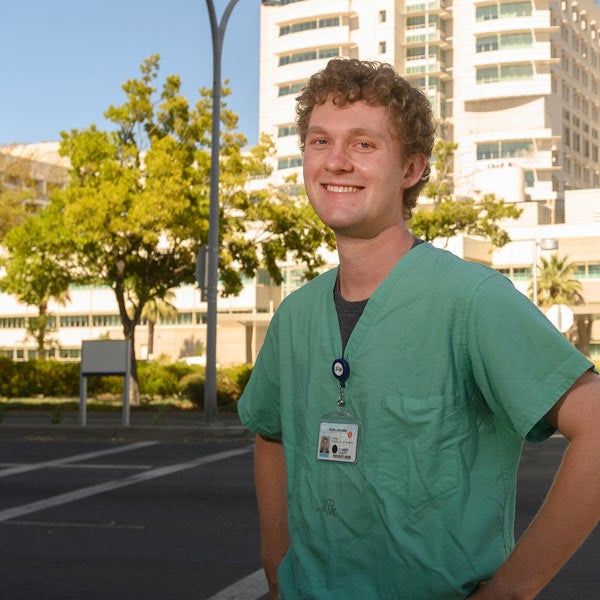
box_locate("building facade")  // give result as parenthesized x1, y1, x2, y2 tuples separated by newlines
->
(1, 1, 600, 364)
(260, 0, 600, 219)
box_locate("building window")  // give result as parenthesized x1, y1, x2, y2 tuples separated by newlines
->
(501, 140, 533, 157)
(477, 143, 500, 160)
(476, 140, 533, 160)
(407, 47, 426, 61)
(476, 35, 498, 53)
(476, 5, 498, 21)
(589, 264, 600, 279)
(379, 41, 387, 54)
(524, 170, 535, 186)
(476, 33, 533, 54)
(278, 124, 297, 137)
(0, 317, 26, 329)
(319, 17, 340, 28)
(278, 82, 305, 97)
(512, 267, 533, 281)
(279, 48, 339, 65)
(500, 64, 533, 80)
(319, 47, 340, 59)
(476, 2, 532, 21)
(279, 50, 316, 66)
(160, 312, 193, 326)
(92, 314, 121, 327)
(60, 315, 90, 327)
(476, 67, 499, 84)
(278, 157, 303, 170)
(501, 2, 532, 18)
(501, 32, 533, 49)
(407, 15, 425, 29)
(280, 17, 340, 37)
(379, 10, 386, 23)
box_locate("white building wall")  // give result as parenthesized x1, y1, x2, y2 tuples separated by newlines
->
(260, 0, 600, 213)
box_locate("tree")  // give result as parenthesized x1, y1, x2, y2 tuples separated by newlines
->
(530, 253, 589, 352)
(53, 55, 333, 403)
(0, 203, 72, 356)
(140, 292, 178, 358)
(530, 253, 583, 308)
(411, 140, 522, 247)
(0, 151, 38, 240)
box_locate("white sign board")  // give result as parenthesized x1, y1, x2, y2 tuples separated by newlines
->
(79, 340, 132, 426)
(546, 304, 574, 333)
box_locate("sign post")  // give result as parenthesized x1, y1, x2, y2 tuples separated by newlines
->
(546, 304, 574, 333)
(79, 340, 132, 426)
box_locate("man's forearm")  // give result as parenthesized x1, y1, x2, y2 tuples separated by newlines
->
(255, 434, 290, 599)
(472, 433, 600, 599)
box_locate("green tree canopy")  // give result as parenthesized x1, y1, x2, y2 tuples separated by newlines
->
(411, 140, 522, 247)
(0, 152, 40, 240)
(49, 54, 332, 402)
(530, 253, 584, 308)
(0, 203, 72, 356)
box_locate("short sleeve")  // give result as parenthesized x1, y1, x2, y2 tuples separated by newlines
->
(237, 311, 283, 440)
(466, 274, 593, 442)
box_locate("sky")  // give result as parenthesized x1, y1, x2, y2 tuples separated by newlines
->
(0, 1, 261, 148)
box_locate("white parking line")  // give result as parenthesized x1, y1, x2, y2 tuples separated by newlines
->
(0, 446, 252, 523)
(0, 440, 159, 478)
(4, 519, 145, 530)
(205, 568, 268, 600)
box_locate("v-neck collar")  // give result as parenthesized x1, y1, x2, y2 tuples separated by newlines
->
(332, 242, 431, 360)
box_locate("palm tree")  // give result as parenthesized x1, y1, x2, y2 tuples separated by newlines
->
(529, 253, 583, 308)
(141, 292, 178, 359)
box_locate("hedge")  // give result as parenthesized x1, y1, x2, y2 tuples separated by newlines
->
(0, 357, 253, 408)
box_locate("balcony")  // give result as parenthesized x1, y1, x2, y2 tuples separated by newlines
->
(404, 29, 450, 48)
(274, 24, 351, 55)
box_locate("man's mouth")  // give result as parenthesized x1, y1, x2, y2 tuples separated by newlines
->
(324, 184, 362, 193)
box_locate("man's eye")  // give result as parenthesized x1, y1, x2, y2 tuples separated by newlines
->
(358, 141, 372, 149)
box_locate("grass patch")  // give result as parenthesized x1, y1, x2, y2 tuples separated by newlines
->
(0, 396, 197, 413)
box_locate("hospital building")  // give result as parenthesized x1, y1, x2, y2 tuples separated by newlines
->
(1, 0, 600, 363)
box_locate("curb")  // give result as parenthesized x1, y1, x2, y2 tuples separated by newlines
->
(0, 411, 255, 443)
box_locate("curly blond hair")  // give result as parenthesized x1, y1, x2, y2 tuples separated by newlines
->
(296, 59, 436, 219)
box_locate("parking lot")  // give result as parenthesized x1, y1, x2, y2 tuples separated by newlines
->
(0, 438, 267, 600)
(0, 432, 598, 599)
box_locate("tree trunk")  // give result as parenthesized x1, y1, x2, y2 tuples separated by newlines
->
(35, 301, 48, 358)
(114, 284, 140, 405)
(147, 319, 155, 357)
(574, 314, 593, 358)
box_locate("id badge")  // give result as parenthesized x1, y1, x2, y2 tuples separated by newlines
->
(317, 411, 360, 464)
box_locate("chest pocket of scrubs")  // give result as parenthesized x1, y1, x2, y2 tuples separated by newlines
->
(376, 394, 463, 510)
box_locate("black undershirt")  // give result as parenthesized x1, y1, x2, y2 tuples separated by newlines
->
(334, 237, 425, 354)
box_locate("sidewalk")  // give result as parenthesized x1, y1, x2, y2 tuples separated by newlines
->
(0, 409, 255, 443)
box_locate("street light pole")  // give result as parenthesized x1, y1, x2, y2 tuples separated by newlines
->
(203, 0, 239, 421)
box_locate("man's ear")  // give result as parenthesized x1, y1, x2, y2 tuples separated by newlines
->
(402, 153, 427, 188)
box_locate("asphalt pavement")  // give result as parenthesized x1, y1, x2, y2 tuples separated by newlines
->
(1, 412, 599, 599)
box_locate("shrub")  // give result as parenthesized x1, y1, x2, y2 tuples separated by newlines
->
(0, 358, 80, 397)
(178, 366, 249, 411)
(137, 361, 191, 398)
(0, 357, 253, 409)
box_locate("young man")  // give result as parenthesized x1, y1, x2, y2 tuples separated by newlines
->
(238, 59, 600, 599)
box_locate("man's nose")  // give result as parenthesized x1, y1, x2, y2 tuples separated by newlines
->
(325, 145, 352, 172)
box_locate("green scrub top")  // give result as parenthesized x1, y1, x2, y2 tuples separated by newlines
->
(238, 243, 592, 599)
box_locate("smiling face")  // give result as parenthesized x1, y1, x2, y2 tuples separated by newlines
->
(303, 99, 425, 241)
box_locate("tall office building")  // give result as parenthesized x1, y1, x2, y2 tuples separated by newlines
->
(259, 0, 600, 224)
